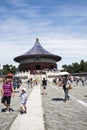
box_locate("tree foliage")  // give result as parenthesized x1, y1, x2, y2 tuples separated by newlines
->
(62, 60, 87, 73)
(1, 64, 18, 75)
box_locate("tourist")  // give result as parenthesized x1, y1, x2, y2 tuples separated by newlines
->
(27, 79, 30, 88)
(1, 76, 14, 113)
(13, 79, 18, 90)
(80, 77, 85, 86)
(19, 88, 27, 114)
(30, 78, 33, 88)
(42, 77, 47, 94)
(62, 75, 72, 102)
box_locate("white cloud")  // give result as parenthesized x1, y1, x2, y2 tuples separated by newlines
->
(0, 38, 87, 70)
(0, 0, 87, 70)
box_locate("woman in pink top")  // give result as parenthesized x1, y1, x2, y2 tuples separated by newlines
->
(1, 77, 14, 113)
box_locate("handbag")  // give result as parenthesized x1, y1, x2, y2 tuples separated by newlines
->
(68, 84, 72, 89)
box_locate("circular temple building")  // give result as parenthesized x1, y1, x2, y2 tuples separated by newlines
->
(14, 38, 62, 73)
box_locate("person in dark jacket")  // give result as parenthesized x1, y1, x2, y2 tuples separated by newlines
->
(62, 75, 71, 102)
(42, 77, 47, 94)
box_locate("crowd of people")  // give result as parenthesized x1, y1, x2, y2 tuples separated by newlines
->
(0, 73, 87, 114)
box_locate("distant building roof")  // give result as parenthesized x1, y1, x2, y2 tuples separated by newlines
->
(24, 38, 53, 55)
(14, 38, 62, 62)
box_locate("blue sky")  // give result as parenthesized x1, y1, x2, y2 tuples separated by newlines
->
(0, 0, 87, 70)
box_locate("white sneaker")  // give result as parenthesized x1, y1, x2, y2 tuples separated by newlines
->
(6, 111, 9, 113)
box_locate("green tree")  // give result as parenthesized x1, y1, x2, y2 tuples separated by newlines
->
(80, 60, 86, 72)
(62, 65, 68, 71)
(72, 62, 80, 73)
(62, 60, 87, 73)
(2, 64, 18, 75)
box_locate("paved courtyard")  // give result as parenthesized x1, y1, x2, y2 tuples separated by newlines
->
(0, 81, 87, 130)
(41, 81, 87, 130)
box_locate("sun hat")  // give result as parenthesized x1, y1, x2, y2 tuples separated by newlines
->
(22, 88, 26, 92)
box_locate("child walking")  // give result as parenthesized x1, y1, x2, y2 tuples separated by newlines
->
(20, 88, 27, 114)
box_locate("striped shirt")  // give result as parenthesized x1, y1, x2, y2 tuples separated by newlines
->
(2, 82, 12, 96)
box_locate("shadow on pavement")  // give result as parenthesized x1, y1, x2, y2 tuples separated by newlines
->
(51, 98, 64, 101)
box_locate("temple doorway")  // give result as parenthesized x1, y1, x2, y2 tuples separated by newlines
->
(36, 65, 40, 70)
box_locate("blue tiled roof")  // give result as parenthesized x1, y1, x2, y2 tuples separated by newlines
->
(23, 40, 53, 55)
(14, 38, 62, 62)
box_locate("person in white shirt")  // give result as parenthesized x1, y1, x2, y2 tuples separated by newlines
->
(19, 88, 27, 114)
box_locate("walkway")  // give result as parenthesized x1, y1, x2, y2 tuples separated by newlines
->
(9, 84, 45, 130)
